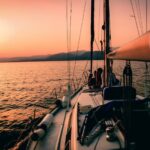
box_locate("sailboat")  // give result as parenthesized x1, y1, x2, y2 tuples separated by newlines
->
(27, 0, 150, 150)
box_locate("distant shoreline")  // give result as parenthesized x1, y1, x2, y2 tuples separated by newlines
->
(0, 59, 104, 63)
(0, 51, 104, 63)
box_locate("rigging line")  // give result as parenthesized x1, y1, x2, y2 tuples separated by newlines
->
(97, 0, 101, 42)
(68, 0, 73, 83)
(94, 129, 101, 150)
(95, 39, 100, 51)
(66, 0, 70, 84)
(95, 0, 101, 69)
(101, 29, 103, 43)
(135, 0, 143, 34)
(144, 0, 149, 98)
(130, 0, 140, 36)
(72, 0, 87, 80)
(95, 39, 101, 69)
(95, 39, 100, 69)
(144, 64, 149, 97)
(91, 95, 98, 106)
(66, 0, 72, 85)
(145, 0, 148, 73)
(137, 0, 144, 33)
(69, 0, 72, 51)
(146, 0, 148, 32)
(66, 0, 69, 51)
(78, 60, 89, 88)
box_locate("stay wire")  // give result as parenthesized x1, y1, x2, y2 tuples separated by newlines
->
(69, 0, 73, 83)
(66, 0, 72, 85)
(72, 0, 87, 81)
(146, 0, 148, 32)
(96, 0, 101, 69)
(66, 0, 69, 52)
(97, 0, 101, 42)
(95, 39, 101, 52)
(66, 0, 69, 83)
(69, 0, 72, 52)
(129, 0, 140, 86)
(78, 60, 89, 88)
(144, 0, 148, 97)
(130, 0, 140, 36)
(137, 0, 144, 34)
(135, 0, 144, 34)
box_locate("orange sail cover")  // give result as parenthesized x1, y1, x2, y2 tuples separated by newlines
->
(107, 31, 150, 61)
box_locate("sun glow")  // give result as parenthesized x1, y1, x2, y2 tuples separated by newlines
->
(0, 0, 149, 58)
(0, 19, 15, 45)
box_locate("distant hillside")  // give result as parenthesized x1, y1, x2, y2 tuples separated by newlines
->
(0, 50, 104, 62)
(46, 51, 104, 61)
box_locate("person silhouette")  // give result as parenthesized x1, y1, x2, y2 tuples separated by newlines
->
(97, 68, 103, 88)
(88, 73, 96, 89)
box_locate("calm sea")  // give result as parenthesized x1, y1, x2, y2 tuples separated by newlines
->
(0, 60, 149, 149)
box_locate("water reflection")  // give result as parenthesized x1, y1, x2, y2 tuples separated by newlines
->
(0, 61, 149, 149)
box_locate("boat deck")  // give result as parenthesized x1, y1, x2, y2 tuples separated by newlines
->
(28, 86, 124, 150)
(71, 87, 123, 150)
(28, 108, 66, 150)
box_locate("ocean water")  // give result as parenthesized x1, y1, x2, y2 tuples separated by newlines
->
(0, 60, 149, 149)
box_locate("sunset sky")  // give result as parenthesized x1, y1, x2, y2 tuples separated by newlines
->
(0, 0, 149, 58)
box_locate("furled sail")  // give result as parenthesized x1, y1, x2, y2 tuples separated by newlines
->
(107, 31, 150, 61)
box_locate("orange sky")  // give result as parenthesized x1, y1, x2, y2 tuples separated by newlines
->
(0, 0, 149, 58)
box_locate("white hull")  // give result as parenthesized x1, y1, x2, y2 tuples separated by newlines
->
(27, 85, 150, 150)
(28, 86, 125, 150)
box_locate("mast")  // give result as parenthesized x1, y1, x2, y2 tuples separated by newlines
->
(90, 0, 95, 75)
(104, 0, 111, 86)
